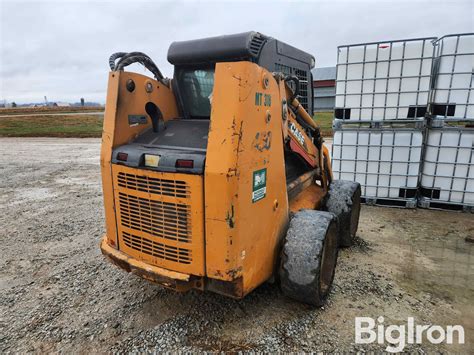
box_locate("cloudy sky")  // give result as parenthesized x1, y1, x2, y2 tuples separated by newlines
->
(0, 0, 472, 104)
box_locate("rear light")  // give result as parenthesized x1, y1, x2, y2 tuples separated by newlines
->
(175, 159, 194, 168)
(117, 152, 128, 161)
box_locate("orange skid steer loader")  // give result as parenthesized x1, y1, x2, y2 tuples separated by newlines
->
(100, 32, 361, 306)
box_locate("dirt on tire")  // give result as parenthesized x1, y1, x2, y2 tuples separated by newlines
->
(280, 210, 338, 306)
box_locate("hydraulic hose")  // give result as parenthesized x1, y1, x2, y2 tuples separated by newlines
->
(108, 51, 167, 86)
(284, 75, 300, 102)
(109, 52, 127, 71)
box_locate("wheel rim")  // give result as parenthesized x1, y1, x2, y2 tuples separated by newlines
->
(319, 221, 338, 297)
(350, 188, 361, 238)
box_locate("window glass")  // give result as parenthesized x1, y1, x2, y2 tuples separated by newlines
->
(179, 69, 214, 118)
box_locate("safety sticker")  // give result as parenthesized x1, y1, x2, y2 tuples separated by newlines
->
(252, 168, 267, 203)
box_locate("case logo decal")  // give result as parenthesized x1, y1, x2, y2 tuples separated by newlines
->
(289, 122, 306, 146)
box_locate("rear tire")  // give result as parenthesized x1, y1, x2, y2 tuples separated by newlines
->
(324, 180, 361, 247)
(279, 210, 338, 307)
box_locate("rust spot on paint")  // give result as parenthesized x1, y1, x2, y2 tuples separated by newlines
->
(232, 121, 244, 153)
(225, 205, 235, 228)
(213, 270, 224, 278)
(227, 168, 237, 177)
(253, 131, 272, 152)
(226, 266, 243, 279)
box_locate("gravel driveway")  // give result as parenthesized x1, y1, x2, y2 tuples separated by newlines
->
(0, 137, 472, 353)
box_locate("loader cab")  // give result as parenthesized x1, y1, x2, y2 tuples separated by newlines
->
(110, 32, 316, 179)
(168, 31, 315, 119)
(166, 32, 317, 182)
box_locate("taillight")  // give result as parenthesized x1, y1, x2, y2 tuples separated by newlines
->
(117, 152, 128, 161)
(175, 159, 194, 168)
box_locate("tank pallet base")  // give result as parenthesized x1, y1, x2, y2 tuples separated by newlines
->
(361, 197, 417, 209)
(418, 199, 474, 213)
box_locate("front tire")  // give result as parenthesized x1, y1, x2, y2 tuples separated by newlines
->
(324, 180, 361, 247)
(279, 210, 339, 307)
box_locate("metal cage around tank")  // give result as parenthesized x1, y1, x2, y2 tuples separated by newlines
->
(335, 37, 437, 122)
(331, 121, 424, 207)
(429, 33, 474, 121)
(419, 120, 474, 211)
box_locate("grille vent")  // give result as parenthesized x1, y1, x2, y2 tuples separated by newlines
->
(122, 231, 192, 264)
(249, 34, 266, 56)
(118, 192, 191, 243)
(275, 63, 309, 111)
(295, 68, 308, 111)
(117, 172, 189, 198)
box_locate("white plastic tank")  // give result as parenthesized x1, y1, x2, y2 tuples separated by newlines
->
(430, 33, 474, 120)
(335, 38, 436, 121)
(332, 128, 423, 203)
(420, 125, 474, 206)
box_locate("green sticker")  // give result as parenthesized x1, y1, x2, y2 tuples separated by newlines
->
(252, 168, 267, 203)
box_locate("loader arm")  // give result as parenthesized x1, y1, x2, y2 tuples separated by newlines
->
(277, 76, 330, 191)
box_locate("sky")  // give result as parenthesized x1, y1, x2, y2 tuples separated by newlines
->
(0, 0, 472, 104)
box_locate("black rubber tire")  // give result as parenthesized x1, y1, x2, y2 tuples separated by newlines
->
(324, 180, 361, 248)
(279, 210, 339, 307)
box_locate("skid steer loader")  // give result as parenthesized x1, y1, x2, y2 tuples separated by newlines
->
(100, 32, 361, 306)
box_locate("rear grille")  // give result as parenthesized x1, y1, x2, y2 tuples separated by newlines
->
(113, 166, 204, 271)
(117, 172, 189, 198)
(118, 192, 191, 243)
(274, 63, 310, 112)
(122, 231, 192, 264)
(295, 69, 308, 111)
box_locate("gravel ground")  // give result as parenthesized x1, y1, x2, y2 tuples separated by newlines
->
(0, 137, 472, 353)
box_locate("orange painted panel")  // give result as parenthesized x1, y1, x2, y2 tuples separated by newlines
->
(204, 62, 289, 294)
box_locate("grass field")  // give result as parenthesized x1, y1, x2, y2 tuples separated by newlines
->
(0, 106, 104, 115)
(313, 111, 334, 136)
(0, 114, 104, 138)
(0, 109, 334, 138)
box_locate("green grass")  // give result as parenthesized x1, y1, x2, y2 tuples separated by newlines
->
(0, 110, 334, 138)
(313, 111, 334, 136)
(0, 106, 103, 115)
(0, 114, 104, 137)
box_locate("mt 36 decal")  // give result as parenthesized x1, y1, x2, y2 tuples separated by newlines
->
(255, 92, 272, 107)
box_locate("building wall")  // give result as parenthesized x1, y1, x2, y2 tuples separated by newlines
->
(313, 85, 336, 112)
(312, 66, 336, 113)
(313, 96, 335, 112)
